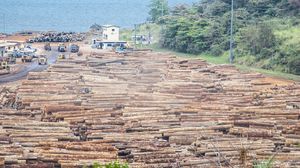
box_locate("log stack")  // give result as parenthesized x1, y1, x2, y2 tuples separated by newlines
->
(0, 50, 299, 167)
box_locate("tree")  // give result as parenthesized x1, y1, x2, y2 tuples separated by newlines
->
(148, 0, 169, 22)
(238, 23, 276, 60)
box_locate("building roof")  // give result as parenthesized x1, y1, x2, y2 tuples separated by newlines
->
(90, 24, 102, 30)
(102, 25, 120, 28)
(0, 42, 19, 47)
(102, 41, 127, 43)
(95, 40, 126, 43)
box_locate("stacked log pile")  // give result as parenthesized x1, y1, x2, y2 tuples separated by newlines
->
(0, 112, 118, 167)
(0, 50, 299, 167)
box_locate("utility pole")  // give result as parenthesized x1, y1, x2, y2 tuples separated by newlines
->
(161, 0, 164, 18)
(4, 14, 5, 34)
(161, 0, 164, 31)
(134, 24, 137, 49)
(1, 13, 5, 34)
(229, 0, 234, 64)
(148, 22, 151, 45)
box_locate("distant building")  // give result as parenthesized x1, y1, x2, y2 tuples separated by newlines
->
(91, 24, 127, 50)
(4, 42, 21, 53)
(0, 41, 24, 57)
(90, 23, 102, 32)
(102, 25, 120, 41)
(132, 35, 152, 45)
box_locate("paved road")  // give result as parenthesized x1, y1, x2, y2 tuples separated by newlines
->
(0, 48, 65, 84)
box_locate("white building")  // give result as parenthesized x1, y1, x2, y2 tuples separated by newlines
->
(0, 41, 20, 57)
(92, 25, 127, 50)
(0, 41, 24, 57)
(102, 25, 120, 41)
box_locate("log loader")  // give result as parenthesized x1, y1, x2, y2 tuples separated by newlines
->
(21, 55, 33, 63)
(0, 61, 10, 74)
(70, 44, 79, 53)
(38, 55, 48, 65)
(44, 43, 51, 51)
(58, 43, 67, 52)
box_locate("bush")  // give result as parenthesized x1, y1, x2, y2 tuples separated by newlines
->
(288, 57, 300, 75)
(91, 161, 129, 168)
(210, 45, 223, 56)
(253, 155, 275, 168)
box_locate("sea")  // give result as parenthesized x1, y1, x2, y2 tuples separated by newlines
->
(0, 0, 198, 33)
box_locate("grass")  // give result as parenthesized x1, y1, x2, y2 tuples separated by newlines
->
(142, 44, 300, 81)
(83, 161, 129, 168)
(120, 23, 161, 45)
(275, 23, 300, 46)
(236, 65, 300, 81)
(253, 155, 275, 168)
(120, 22, 300, 82)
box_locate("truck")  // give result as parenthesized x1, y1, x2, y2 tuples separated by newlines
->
(0, 61, 10, 73)
(44, 43, 51, 51)
(114, 46, 133, 54)
(21, 55, 33, 63)
(58, 54, 66, 60)
(3, 55, 16, 64)
(38, 55, 48, 65)
(58, 43, 67, 52)
(70, 44, 79, 53)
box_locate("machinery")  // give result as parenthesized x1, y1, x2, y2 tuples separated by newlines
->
(77, 51, 83, 56)
(58, 54, 66, 59)
(0, 61, 10, 72)
(21, 55, 33, 62)
(114, 46, 133, 54)
(38, 55, 48, 65)
(3, 55, 16, 64)
(44, 43, 51, 51)
(58, 43, 67, 52)
(70, 44, 79, 53)
(8, 56, 16, 64)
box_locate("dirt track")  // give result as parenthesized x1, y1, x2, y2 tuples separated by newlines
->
(0, 47, 66, 84)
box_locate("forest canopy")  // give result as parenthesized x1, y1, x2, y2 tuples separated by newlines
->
(150, 0, 300, 75)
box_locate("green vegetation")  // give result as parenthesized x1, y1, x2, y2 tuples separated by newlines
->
(253, 155, 275, 168)
(120, 23, 161, 44)
(147, 0, 300, 75)
(148, 0, 169, 22)
(147, 43, 300, 81)
(89, 161, 129, 168)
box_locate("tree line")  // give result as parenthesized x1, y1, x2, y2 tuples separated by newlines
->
(149, 0, 300, 75)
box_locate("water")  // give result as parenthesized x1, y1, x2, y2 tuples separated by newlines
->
(0, 0, 198, 33)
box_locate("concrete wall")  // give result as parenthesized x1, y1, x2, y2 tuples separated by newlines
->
(102, 26, 119, 41)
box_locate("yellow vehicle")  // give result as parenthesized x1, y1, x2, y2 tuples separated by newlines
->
(58, 54, 66, 59)
(0, 61, 10, 71)
(38, 55, 48, 65)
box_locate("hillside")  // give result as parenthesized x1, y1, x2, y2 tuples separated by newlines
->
(145, 0, 300, 75)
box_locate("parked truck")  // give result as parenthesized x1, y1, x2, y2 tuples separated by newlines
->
(58, 43, 67, 52)
(21, 55, 33, 63)
(58, 54, 66, 60)
(38, 55, 48, 65)
(0, 61, 10, 73)
(70, 44, 79, 53)
(44, 43, 51, 51)
(3, 55, 16, 64)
